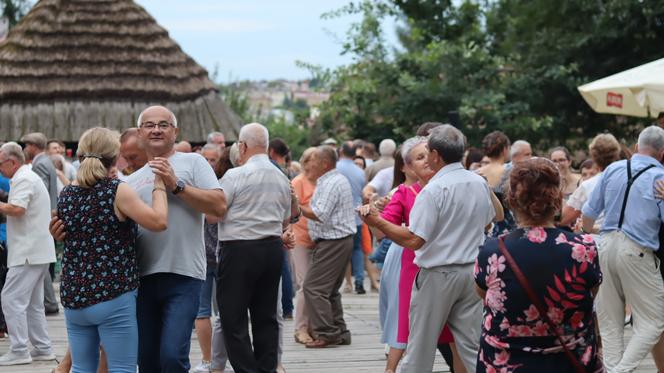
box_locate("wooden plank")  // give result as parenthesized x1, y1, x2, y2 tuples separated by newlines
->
(0, 285, 656, 372)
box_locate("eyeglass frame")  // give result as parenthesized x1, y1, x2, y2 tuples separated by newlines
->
(140, 121, 174, 131)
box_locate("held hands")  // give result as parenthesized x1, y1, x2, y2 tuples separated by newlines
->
(149, 158, 176, 191)
(357, 203, 381, 227)
(656, 180, 664, 200)
(282, 226, 296, 250)
(49, 210, 66, 241)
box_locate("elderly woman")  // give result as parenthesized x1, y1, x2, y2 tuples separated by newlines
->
(291, 147, 317, 345)
(363, 137, 462, 373)
(559, 134, 621, 231)
(474, 158, 602, 372)
(56, 127, 168, 372)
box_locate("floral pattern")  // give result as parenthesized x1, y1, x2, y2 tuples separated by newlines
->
(58, 178, 138, 309)
(474, 227, 603, 372)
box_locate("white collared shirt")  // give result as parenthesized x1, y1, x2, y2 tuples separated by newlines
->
(7, 165, 56, 267)
(409, 162, 495, 268)
(218, 154, 292, 241)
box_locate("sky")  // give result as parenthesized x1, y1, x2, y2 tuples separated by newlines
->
(137, 0, 396, 83)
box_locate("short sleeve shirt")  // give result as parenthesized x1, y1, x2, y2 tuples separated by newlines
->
(6, 165, 56, 267)
(218, 154, 291, 241)
(409, 163, 495, 268)
(127, 152, 221, 280)
(308, 169, 357, 241)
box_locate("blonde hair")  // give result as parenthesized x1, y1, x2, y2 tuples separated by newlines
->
(76, 127, 120, 188)
(299, 147, 317, 164)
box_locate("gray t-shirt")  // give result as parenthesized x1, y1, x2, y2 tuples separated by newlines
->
(127, 152, 221, 280)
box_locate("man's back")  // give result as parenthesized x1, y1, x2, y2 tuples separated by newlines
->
(336, 159, 365, 224)
(409, 163, 495, 268)
(583, 155, 664, 250)
(31, 153, 58, 210)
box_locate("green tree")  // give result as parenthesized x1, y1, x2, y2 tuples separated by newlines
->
(1, 0, 30, 28)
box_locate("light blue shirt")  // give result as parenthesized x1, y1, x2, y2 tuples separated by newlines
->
(336, 158, 366, 226)
(582, 154, 664, 250)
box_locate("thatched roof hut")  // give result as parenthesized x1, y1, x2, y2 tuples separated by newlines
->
(0, 0, 242, 142)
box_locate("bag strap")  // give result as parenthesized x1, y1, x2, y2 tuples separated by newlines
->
(497, 237, 585, 373)
(618, 160, 655, 229)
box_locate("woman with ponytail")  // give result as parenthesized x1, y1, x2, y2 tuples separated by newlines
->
(57, 127, 169, 372)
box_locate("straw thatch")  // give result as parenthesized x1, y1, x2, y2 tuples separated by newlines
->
(0, 0, 242, 142)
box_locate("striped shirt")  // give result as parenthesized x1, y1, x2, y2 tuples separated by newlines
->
(218, 154, 291, 241)
(308, 169, 357, 241)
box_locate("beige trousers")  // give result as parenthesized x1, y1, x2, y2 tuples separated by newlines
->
(292, 245, 313, 332)
(596, 231, 664, 373)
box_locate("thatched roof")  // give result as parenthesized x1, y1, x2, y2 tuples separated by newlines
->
(0, 0, 242, 142)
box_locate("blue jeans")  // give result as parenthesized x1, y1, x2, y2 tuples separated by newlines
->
(369, 238, 392, 270)
(351, 226, 364, 285)
(65, 290, 138, 373)
(197, 265, 217, 319)
(281, 251, 294, 316)
(137, 273, 203, 373)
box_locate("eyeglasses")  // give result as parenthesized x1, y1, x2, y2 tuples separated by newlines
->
(140, 121, 173, 131)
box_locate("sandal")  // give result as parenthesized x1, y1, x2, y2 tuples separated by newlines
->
(294, 330, 313, 344)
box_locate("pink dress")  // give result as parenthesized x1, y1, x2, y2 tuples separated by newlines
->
(381, 183, 454, 345)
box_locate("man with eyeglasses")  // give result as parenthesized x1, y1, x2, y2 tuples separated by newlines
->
(129, 106, 227, 372)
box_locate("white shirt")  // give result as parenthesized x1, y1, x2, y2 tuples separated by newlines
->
(368, 166, 394, 197)
(567, 173, 605, 229)
(218, 154, 291, 241)
(6, 165, 56, 267)
(409, 163, 495, 268)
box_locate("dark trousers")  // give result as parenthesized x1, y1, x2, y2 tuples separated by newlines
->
(217, 238, 283, 373)
(303, 236, 354, 342)
(137, 273, 203, 373)
(280, 252, 294, 316)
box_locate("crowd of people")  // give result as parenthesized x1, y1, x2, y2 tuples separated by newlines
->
(1, 105, 664, 373)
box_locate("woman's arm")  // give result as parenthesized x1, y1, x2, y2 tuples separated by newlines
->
(114, 178, 168, 232)
(490, 191, 504, 222)
(559, 205, 581, 227)
(56, 169, 71, 187)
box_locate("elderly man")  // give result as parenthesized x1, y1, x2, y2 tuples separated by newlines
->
(207, 131, 226, 150)
(365, 139, 396, 182)
(300, 146, 356, 348)
(215, 123, 292, 373)
(582, 125, 664, 372)
(510, 140, 532, 164)
(119, 128, 148, 177)
(20, 132, 59, 315)
(0, 142, 56, 365)
(128, 106, 226, 372)
(361, 125, 495, 372)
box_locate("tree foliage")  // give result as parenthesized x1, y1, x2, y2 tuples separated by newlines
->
(1, 0, 30, 28)
(313, 0, 664, 150)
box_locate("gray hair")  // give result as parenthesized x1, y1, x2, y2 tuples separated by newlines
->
(638, 125, 664, 153)
(0, 142, 26, 164)
(201, 143, 221, 155)
(379, 139, 397, 156)
(510, 140, 531, 158)
(136, 106, 178, 128)
(207, 131, 224, 144)
(20, 132, 47, 150)
(428, 125, 465, 163)
(229, 142, 240, 167)
(239, 123, 269, 150)
(401, 136, 428, 164)
(317, 145, 338, 166)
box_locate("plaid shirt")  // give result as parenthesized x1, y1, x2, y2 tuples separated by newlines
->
(308, 169, 357, 241)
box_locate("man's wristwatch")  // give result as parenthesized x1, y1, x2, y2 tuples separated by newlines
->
(172, 179, 186, 195)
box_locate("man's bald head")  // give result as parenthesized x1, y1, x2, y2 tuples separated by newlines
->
(137, 105, 178, 128)
(239, 123, 269, 151)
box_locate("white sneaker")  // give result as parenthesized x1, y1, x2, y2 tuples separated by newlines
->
(30, 349, 56, 361)
(0, 350, 32, 366)
(193, 360, 212, 372)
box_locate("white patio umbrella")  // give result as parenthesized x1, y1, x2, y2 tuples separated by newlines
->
(578, 58, 664, 118)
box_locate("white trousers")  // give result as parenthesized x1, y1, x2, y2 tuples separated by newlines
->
(596, 231, 664, 373)
(399, 263, 482, 373)
(1, 264, 52, 353)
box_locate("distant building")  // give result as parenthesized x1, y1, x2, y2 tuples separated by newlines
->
(0, 17, 8, 42)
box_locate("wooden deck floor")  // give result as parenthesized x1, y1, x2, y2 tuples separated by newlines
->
(0, 284, 657, 372)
